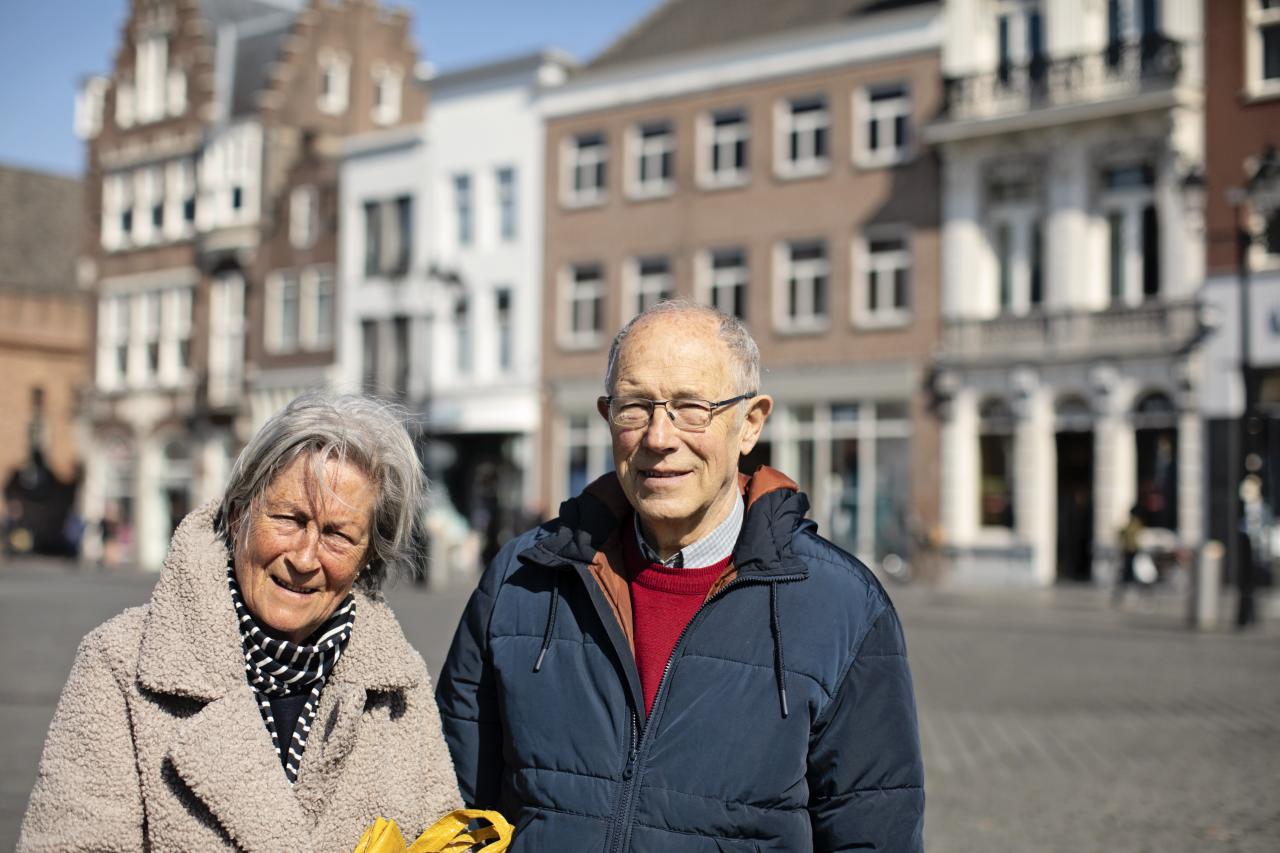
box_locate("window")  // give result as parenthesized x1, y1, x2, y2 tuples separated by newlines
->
(1133, 392, 1179, 530)
(1249, 0, 1280, 96)
(857, 230, 911, 326)
(268, 272, 301, 353)
(495, 287, 514, 372)
(97, 295, 130, 389)
(132, 168, 162, 245)
(361, 320, 379, 394)
(208, 272, 245, 406)
(629, 121, 675, 197)
(455, 296, 472, 374)
(626, 256, 673, 320)
(700, 108, 749, 187)
(563, 262, 605, 347)
(306, 267, 335, 349)
(1102, 164, 1159, 306)
(700, 248, 748, 319)
(135, 36, 168, 123)
(290, 185, 318, 249)
(777, 240, 829, 331)
(996, 0, 1046, 84)
(564, 412, 612, 501)
(453, 174, 473, 247)
(496, 167, 517, 241)
(777, 95, 829, 178)
(979, 399, 1016, 529)
(102, 173, 133, 250)
(393, 316, 410, 399)
(363, 196, 413, 276)
(988, 174, 1044, 315)
(856, 83, 912, 168)
(164, 159, 196, 239)
(371, 64, 402, 125)
(564, 132, 607, 205)
(268, 267, 334, 353)
(141, 291, 162, 381)
(165, 287, 193, 379)
(318, 52, 350, 114)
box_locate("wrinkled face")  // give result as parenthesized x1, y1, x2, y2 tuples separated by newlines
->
(601, 314, 771, 554)
(233, 454, 375, 643)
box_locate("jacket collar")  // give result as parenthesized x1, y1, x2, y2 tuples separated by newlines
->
(529, 466, 810, 581)
(137, 500, 422, 702)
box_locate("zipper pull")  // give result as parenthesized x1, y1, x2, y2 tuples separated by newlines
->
(623, 712, 639, 779)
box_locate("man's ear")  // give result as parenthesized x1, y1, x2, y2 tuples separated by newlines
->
(738, 394, 773, 454)
(596, 396, 611, 421)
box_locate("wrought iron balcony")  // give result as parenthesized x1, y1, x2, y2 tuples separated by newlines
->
(940, 35, 1184, 124)
(940, 300, 1206, 364)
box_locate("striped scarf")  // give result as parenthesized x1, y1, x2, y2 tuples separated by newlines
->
(226, 564, 355, 784)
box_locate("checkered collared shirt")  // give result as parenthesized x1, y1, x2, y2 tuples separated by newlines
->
(633, 492, 744, 569)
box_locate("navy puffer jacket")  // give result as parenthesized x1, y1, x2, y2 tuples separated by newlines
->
(436, 469, 924, 852)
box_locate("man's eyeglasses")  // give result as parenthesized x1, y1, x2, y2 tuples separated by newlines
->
(598, 393, 757, 432)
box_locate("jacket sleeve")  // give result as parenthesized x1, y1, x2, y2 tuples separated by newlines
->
(18, 625, 146, 852)
(806, 604, 925, 853)
(435, 549, 508, 809)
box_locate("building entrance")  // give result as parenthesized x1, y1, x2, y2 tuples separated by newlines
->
(1055, 430, 1094, 582)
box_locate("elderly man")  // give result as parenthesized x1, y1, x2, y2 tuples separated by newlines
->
(437, 301, 924, 851)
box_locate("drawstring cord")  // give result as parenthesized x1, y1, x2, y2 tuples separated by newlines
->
(770, 584, 789, 718)
(533, 574, 561, 673)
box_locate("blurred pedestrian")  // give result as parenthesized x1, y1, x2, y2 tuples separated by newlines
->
(1114, 504, 1145, 606)
(437, 300, 924, 851)
(19, 393, 460, 851)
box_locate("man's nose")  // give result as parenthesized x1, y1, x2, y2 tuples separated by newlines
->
(640, 405, 679, 449)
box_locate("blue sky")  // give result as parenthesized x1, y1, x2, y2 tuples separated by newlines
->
(0, 0, 660, 177)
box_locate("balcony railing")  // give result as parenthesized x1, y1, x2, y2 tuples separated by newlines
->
(941, 300, 1204, 363)
(941, 36, 1183, 124)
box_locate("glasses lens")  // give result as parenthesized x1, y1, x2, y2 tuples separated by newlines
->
(610, 398, 652, 427)
(670, 399, 713, 430)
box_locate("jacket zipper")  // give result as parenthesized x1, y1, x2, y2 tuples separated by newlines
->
(604, 572, 806, 853)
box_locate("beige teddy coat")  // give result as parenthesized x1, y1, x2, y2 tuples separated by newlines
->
(18, 502, 461, 852)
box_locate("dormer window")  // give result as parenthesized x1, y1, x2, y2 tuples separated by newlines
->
(318, 52, 350, 115)
(372, 64, 402, 126)
(135, 35, 169, 123)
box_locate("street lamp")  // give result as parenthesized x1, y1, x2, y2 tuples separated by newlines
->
(1225, 145, 1280, 629)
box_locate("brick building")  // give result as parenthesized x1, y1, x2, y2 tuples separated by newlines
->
(0, 166, 88, 554)
(538, 0, 945, 570)
(1199, 0, 1280, 554)
(76, 0, 423, 569)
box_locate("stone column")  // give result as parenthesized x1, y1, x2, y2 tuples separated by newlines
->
(1044, 140, 1090, 310)
(1091, 366, 1136, 583)
(938, 381, 977, 549)
(1012, 369, 1054, 585)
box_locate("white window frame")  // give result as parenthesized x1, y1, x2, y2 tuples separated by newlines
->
(697, 107, 750, 189)
(560, 262, 606, 349)
(133, 167, 163, 246)
(163, 160, 196, 240)
(138, 291, 162, 383)
(160, 286, 193, 385)
(102, 172, 132, 250)
(775, 95, 830, 179)
(496, 166, 517, 241)
(1247, 0, 1280, 99)
(96, 294, 130, 390)
(208, 272, 245, 406)
(989, 203, 1042, 315)
(623, 255, 673, 322)
(561, 132, 608, 207)
(265, 271, 301, 354)
(135, 35, 168, 124)
(301, 266, 335, 350)
(453, 173, 473, 248)
(371, 63, 403, 125)
(696, 247, 748, 318)
(1099, 164, 1158, 307)
(627, 121, 675, 199)
(774, 239, 831, 333)
(290, 185, 318, 250)
(854, 83, 913, 169)
(495, 286, 515, 373)
(318, 51, 350, 115)
(560, 410, 613, 504)
(855, 227, 913, 328)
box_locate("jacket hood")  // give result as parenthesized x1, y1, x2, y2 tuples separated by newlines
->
(137, 500, 424, 702)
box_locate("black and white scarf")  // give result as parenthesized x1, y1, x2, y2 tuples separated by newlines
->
(226, 564, 356, 783)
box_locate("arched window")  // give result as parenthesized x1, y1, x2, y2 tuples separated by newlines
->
(979, 398, 1016, 529)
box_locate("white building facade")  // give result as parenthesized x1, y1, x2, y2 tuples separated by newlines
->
(927, 0, 1208, 586)
(339, 51, 574, 567)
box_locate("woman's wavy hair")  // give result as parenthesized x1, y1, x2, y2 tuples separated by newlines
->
(217, 391, 427, 592)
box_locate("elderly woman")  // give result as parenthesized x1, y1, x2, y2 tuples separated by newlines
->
(19, 393, 460, 852)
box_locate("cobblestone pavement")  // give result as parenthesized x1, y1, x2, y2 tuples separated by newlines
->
(2, 557, 1277, 851)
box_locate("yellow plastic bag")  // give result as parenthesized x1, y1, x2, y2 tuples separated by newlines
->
(353, 809, 513, 853)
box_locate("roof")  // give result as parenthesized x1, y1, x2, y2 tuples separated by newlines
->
(428, 49, 578, 94)
(229, 15, 296, 117)
(589, 0, 937, 71)
(198, 0, 301, 28)
(0, 166, 81, 293)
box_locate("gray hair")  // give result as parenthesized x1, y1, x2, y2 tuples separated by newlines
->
(217, 391, 426, 592)
(605, 298, 761, 397)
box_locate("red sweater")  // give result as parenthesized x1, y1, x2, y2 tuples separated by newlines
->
(624, 531, 732, 716)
